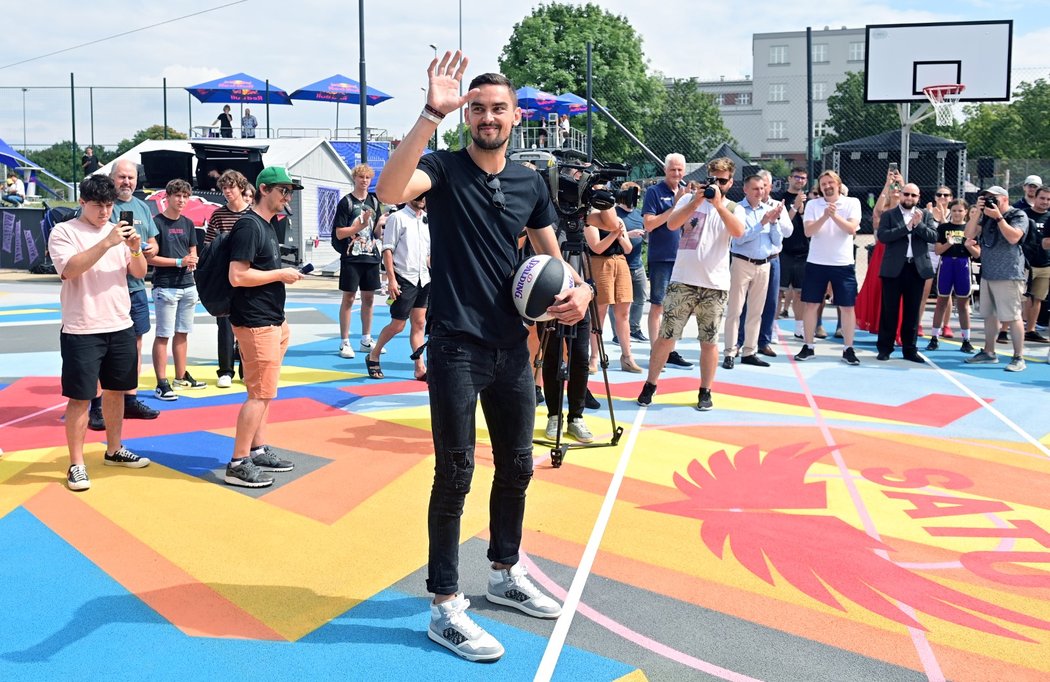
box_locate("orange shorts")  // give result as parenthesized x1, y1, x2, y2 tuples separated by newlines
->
(589, 254, 633, 305)
(232, 321, 290, 399)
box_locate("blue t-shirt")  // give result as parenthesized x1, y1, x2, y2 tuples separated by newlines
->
(642, 182, 680, 263)
(115, 196, 159, 293)
(617, 205, 645, 270)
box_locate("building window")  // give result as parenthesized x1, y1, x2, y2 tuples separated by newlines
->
(813, 121, 829, 138)
(769, 121, 786, 140)
(812, 44, 828, 63)
(769, 83, 785, 103)
(849, 41, 865, 62)
(738, 92, 751, 106)
(812, 82, 827, 101)
(769, 45, 787, 65)
(716, 93, 725, 106)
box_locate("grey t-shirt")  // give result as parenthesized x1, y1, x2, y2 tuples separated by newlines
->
(978, 208, 1029, 281)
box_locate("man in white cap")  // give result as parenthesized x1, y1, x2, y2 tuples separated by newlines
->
(1015, 175, 1043, 211)
(965, 186, 1030, 371)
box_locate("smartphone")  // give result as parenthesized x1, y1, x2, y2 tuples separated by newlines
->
(298, 263, 314, 275)
(119, 210, 134, 227)
(887, 162, 899, 173)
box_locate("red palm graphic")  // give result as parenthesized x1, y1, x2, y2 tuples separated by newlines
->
(643, 443, 1050, 642)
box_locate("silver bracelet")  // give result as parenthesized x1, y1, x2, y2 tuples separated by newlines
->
(419, 109, 442, 125)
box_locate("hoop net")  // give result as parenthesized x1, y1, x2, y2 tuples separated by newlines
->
(923, 84, 966, 126)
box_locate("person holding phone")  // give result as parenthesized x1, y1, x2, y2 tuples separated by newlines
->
(48, 174, 153, 491)
(332, 164, 388, 359)
(855, 166, 904, 336)
(87, 161, 160, 432)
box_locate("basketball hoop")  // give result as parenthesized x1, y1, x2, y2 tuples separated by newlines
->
(923, 84, 965, 126)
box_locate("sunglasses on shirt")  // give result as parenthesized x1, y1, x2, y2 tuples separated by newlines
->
(486, 174, 506, 210)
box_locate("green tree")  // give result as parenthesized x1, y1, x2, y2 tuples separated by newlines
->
(114, 125, 186, 156)
(24, 141, 99, 185)
(648, 79, 735, 161)
(957, 79, 1050, 159)
(499, 2, 664, 162)
(441, 123, 472, 151)
(759, 158, 790, 179)
(823, 72, 901, 146)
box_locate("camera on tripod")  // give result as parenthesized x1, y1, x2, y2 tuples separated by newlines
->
(537, 157, 630, 222)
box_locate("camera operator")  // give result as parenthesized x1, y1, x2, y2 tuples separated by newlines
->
(636, 157, 745, 411)
(585, 189, 639, 373)
(963, 186, 1030, 371)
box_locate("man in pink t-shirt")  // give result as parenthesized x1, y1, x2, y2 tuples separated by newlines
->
(48, 175, 153, 491)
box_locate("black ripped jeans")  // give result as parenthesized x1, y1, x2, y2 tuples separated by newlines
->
(425, 334, 536, 596)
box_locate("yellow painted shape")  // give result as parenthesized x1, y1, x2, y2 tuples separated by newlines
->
(0, 445, 74, 515)
(0, 307, 54, 315)
(614, 670, 649, 682)
(136, 364, 359, 393)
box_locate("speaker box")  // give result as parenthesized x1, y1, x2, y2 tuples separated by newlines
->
(977, 157, 995, 179)
(191, 142, 267, 191)
(140, 150, 194, 189)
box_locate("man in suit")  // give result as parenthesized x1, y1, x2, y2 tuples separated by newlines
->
(876, 183, 938, 362)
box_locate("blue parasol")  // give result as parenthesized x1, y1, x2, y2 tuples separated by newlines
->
(185, 72, 292, 105)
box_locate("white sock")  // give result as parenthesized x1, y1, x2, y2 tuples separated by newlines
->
(794, 320, 803, 335)
(230, 457, 246, 468)
(250, 445, 266, 456)
(961, 329, 970, 340)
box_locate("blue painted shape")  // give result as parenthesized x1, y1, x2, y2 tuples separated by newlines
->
(0, 511, 635, 681)
(123, 430, 238, 477)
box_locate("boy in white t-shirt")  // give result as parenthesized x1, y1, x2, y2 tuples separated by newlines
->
(795, 170, 862, 365)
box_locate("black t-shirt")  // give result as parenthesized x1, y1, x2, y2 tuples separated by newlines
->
(936, 222, 970, 259)
(228, 211, 285, 327)
(218, 112, 233, 130)
(1024, 208, 1050, 267)
(588, 225, 625, 257)
(152, 214, 197, 289)
(776, 190, 809, 256)
(332, 192, 382, 264)
(418, 149, 559, 347)
(81, 154, 101, 174)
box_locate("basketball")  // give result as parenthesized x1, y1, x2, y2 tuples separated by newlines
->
(511, 255, 574, 322)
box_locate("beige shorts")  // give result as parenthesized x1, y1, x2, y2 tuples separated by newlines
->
(980, 279, 1024, 323)
(233, 321, 290, 400)
(1029, 266, 1050, 301)
(589, 254, 633, 305)
(659, 282, 729, 344)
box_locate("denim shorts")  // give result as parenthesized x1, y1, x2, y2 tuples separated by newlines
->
(648, 261, 675, 305)
(153, 286, 199, 338)
(801, 263, 857, 306)
(129, 288, 151, 336)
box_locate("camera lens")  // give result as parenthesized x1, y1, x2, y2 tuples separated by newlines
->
(703, 185, 717, 200)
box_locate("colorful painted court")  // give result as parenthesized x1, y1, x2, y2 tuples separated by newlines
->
(1, 276, 1048, 681)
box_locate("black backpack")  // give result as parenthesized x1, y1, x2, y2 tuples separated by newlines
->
(1021, 216, 1049, 267)
(196, 224, 241, 317)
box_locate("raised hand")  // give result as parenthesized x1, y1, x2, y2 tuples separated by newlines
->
(427, 51, 478, 116)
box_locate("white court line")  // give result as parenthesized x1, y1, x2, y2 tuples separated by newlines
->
(920, 351, 1050, 459)
(533, 403, 647, 682)
(0, 401, 66, 430)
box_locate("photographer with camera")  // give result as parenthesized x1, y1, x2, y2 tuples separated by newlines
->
(636, 157, 745, 411)
(964, 186, 1030, 371)
(376, 51, 591, 662)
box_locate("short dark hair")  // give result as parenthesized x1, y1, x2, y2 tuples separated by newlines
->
(744, 174, 764, 187)
(468, 73, 516, 105)
(165, 179, 192, 196)
(791, 166, 807, 175)
(217, 169, 250, 193)
(80, 174, 118, 203)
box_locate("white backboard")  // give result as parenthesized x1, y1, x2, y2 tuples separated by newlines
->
(864, 20, 1013, 102)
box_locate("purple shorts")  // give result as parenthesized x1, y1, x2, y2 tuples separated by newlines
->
(937, 256, 971, 297)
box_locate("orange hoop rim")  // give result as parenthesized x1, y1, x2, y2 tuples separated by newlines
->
(922, 84, 966, 102)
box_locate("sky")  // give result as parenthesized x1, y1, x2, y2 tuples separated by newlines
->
(0, 0, 1046, 155)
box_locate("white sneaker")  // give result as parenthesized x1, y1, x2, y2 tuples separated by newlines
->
(217, 375, 233, 389)
(339, 341, 355, 359)
(487, 564, 562, 618)
(544, 415, 559, 440)
(428, 594, 504, 662)
(360, 337, 386, 354)
(566, 418, 594, 443)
